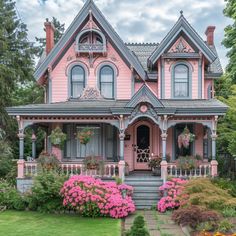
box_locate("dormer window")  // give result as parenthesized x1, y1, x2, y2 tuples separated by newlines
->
(75, 29, 106, 54)
(173, 64, 190, 98)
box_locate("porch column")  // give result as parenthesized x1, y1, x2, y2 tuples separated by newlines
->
(211, 133, 217, 160)
(211, 116, 218, 177)
(31, 132, 37, 159)
(118, 115, 125, 182)
(17, 129, 25, 178)
(161, 132, 168, 182)
(118, 131, 125, 182)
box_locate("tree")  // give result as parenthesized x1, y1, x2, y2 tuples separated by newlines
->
(0, 0, 35, 127)
(35, 17, 65, 57)
(215, 0, 236, 158)
(222, 0, 236, 84)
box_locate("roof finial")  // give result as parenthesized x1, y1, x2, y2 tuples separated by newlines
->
(180, 10, 183, 16)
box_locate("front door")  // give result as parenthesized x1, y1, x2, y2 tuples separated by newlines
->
(134, 124, 150, 170)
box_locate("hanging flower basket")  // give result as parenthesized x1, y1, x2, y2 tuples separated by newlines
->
(178, 126, 195, 149)
(50, 127, 67, 149)
(76, 128, 94, 145)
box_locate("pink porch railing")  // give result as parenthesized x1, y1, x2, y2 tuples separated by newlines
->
(22, 161, 119, 178)
(167, 162, 212, 178)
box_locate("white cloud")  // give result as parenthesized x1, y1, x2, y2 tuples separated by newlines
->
(16, 0, 230, 69)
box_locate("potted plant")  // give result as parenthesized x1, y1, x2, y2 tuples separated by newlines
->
(83, 156, 104, 172)
(148, 156, 162, 176)
(37, 151, 59, 171)
(125, 162, 129, 176)
(178, 126, 195, 149)
(176, 156, 200, 171)
(50, 127, 67, 149)
(76, 128, 93, 145)
(76, 128, 94, 156)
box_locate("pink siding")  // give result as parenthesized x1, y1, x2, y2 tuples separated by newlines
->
(134, 82, 143, 93)
(195, 123, 204, 157)
(158, 60, 161, 98)
(124, 125, 134, 171)
(146, 82, 158, 96)
(164, 59, 199, 99)
(51, 42, 132, 102)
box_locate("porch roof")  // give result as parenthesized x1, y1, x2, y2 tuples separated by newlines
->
(6, 99, 228, 117)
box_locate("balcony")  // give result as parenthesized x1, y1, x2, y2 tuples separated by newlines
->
(77, 43, 106, 53)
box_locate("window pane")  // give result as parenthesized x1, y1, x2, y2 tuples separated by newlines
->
(174, 82, 188, 97)
(72, 82, 84, 98)
(174, 65, 189, 97)
(71, 66, 85, 82)
(100, 66, 114, 82)
(101, 83, 113, 99)
(175, 65, 188, 79)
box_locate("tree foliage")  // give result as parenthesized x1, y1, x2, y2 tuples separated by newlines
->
(216, 1, 236, 157)
(222, 0, 236, 84)
(0, 0, 36, 127)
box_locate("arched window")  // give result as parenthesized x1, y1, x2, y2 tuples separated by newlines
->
(99, 65, 114, 99)
(71, 65, 85, 98)
(174, 64, 189, 98)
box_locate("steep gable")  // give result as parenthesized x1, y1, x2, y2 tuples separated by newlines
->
(126, 84, 163, 108)
(148, 13, 217, 67)
(34, 0, 146, 82)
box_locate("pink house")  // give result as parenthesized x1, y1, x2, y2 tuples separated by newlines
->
(7, 0, 227, 192)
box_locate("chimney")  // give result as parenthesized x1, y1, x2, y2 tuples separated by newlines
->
(44, 18, 55, 55)
(205, 26, 215, 46)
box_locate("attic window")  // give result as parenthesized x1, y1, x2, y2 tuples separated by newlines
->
(76, 29, 106, 54)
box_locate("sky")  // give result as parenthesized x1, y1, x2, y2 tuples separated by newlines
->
(16, 0, 232, 70)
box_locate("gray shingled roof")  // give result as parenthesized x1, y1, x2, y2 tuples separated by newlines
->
(126, 43, 159, 70)
(208, 45, 223, 74)
(6, 99, 227, 116)
(161, 99, 227, 108)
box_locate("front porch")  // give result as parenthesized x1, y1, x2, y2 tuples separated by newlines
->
(15, 114, 219, 183)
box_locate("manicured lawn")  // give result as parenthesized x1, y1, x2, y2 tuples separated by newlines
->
(0, 211, 121, 236)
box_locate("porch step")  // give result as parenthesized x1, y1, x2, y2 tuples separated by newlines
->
(125, 173, 163, 210)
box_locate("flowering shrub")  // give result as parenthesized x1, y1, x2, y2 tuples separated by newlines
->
(60, 175, 135, 218)
(157, 178, 188, 212)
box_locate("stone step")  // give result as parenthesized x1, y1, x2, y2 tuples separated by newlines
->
(133, 186, 160, 192)
(125, 181, 162, 187)
(125, 176, 162, 181)
(134, 199, 157, 208)
(132, 192, 160, 198)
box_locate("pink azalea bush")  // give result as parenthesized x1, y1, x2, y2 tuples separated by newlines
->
(60, 175, 135, 218)
(157, 178, 188, 213)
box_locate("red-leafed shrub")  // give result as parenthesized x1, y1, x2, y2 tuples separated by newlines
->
(171, 206, 220, 229)
(60, 175, 135, 218)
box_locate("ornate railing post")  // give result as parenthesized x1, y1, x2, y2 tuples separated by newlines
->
(161, 115, 168, 182)
(17, 116, 25, 178)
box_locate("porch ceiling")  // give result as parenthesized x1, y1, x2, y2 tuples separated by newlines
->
(6, 98, 227, 117)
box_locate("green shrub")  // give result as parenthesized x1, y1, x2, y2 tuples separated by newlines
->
(171, 206, 220, 229)
(0, 179, 26, 210)
(221, 207, 236, 217)
(126, 215, 150, 236)
(211, 178, 236, 197)
(28, 171, 67, 213)
(217, 220, 234, 233)
(196, 221, 218, 232)
(178, 178, 236, 210)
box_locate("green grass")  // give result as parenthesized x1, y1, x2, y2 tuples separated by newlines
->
(0, 211, 121, 236)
